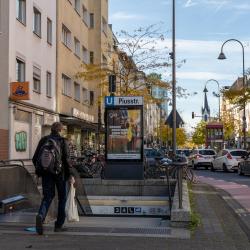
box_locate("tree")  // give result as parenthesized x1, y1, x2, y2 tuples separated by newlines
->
(158, 123, 187, 147)
(192, 121, 206, 146)
(76, 23, 188, 104)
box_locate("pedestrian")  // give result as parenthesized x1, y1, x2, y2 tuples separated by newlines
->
(32, 122, 75, 235)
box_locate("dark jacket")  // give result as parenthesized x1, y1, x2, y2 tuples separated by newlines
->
(32, 132, 74, 179)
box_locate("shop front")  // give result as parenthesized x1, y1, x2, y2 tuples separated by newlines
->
(9, 102, 59, 159)
(60, 108, 100, 156)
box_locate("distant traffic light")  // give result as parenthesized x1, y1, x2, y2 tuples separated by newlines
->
(192, 112, 195, 119)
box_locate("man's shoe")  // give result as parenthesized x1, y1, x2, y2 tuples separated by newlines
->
(54, 227, 68, 232)
(36, 215, 43, 235)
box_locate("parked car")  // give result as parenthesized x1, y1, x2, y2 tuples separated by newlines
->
(188, 149, 216, 169)
(176, 149, 192, 157)
(144, 148, 171, 167)
(211, 149, 248, 172)
(238, 153, 250, 175)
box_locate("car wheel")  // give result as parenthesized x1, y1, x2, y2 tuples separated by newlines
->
(223, 164, 228, 172)
(238, 165, 244, 176)
(211, 164, 215, 172)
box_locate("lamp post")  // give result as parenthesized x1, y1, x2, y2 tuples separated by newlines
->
(218, 39, 246, 149)
(205, 79, 221, 120)
(171, 0, 177, 155)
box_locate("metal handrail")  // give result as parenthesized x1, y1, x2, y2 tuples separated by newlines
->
(0, 159, 33, 168)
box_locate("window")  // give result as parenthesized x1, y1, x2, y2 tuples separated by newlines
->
(102, 16, 107, 35)
(102, 54, 107, 65)
(46, 72, 52, 97)
(47, 18, 52, 44)
(16, 58, 25, 82)
(89, 13, 94, 28)
(90, 51, 94, 64)
(74, 82, 80, 102)
(16, 0, 26, 24)
(74, 0, 80, 14)
(82, 46, 88, 63)
(62, 24, 71, 48)
(108, 44, 112, 57)
(89, 91, 94, 106)
(82, 5, 89, 26)
(33, 7, 41, 37)
(62, 74, 71, 97)
(74, 37, 80, 58)
(33, 66, 41, 93)
(82, 88, 88, 104)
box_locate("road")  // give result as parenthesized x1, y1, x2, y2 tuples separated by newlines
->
(194, 169, 250, 187)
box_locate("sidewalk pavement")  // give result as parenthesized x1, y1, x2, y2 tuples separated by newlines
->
(0, 182, 250, 250)
(198, 175, 250, 239)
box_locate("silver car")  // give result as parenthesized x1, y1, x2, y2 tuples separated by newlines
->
(212, 149, 248, 172)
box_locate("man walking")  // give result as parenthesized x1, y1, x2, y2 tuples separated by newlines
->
(32, 122, 75, 235)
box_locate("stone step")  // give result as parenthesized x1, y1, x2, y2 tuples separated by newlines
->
(77, 195, 171, 217)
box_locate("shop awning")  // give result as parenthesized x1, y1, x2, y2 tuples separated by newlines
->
(60, 115, 105, 132)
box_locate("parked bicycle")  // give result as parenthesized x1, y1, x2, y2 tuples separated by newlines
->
(72, 151, 106, 178)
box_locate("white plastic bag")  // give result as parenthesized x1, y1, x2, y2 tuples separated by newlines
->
(65, 184, 79, 222)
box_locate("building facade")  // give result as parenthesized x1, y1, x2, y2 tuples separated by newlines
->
(0, 0, 57, 160)
(56, 0, 113, 154)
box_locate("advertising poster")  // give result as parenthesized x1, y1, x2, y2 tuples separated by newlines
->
(107, 108, 142, 160)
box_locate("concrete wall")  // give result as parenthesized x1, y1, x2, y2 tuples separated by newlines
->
(0, 166, 40, 207)
(82, 179, 176, 196)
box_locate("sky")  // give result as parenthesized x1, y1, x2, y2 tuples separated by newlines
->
(109, 0, 250, 133)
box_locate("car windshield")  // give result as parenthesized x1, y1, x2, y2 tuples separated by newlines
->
(230, 151, 248, 157)
(199, 150, 215, 155)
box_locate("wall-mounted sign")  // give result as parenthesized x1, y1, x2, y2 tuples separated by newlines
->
(105, 96, 143, 107)
(15, 131, 27, 152)
(72, 108, 94, 123)
(10, 82, 30, 100)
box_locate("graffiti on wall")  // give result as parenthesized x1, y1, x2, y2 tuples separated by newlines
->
(15, 131, 27, 152)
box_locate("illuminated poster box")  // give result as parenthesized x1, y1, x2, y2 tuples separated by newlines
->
(105, 96, 143, 162)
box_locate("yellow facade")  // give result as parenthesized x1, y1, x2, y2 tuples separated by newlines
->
(56, 0, 114, 150)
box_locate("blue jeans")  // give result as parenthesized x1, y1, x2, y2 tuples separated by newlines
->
(38, 173, 67, 228)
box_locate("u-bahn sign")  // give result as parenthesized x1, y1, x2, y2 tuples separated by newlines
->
(105, 96, 143, 107)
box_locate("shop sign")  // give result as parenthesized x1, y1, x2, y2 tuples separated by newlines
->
(105, 96, 143, 106)
(44, 113, 59, 126)
(72, 108, 94, 123)
(15, 131, 27, 152)
(10, 82, 30, 100)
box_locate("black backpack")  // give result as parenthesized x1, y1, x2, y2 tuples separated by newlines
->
(36, 138, 63, 175)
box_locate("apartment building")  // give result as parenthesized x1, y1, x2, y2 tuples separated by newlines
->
(0, 0, 57, 160)
(222, 77, 250, 148)
(57, 0, 113, 152)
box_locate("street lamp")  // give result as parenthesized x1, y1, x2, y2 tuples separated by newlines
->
(218, 39, 246, 149)
(205, 79, 221, 120)
(171, 0, 177, 155)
